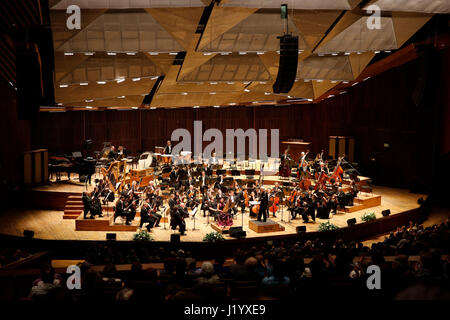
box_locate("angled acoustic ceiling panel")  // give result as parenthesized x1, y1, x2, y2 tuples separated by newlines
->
(199, 9, 308, 52)
(316, 16, 398, 54)
(365, 0, 450, 14)
(178, 53, 272, 82)
(221, 0, 360, 10)
(57, 11, 185, 53)
(51, 0, 205, 9)
(58, 52, 162, 84)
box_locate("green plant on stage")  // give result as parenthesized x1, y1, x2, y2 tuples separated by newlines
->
(318, 221, 340, 232)
(133, 230, 154, 242)
(361, 212, 376, 222)
(203, 231, 225, 242)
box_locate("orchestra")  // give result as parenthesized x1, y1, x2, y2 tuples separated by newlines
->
(79, 141, 362, 238)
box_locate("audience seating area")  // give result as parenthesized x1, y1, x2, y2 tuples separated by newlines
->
(0, 219, 448, 301)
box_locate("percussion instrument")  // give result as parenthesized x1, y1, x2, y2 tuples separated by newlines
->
(138, 152, 153, 169)
(155, 146, 164, 154)
(153, 153, 162, 163)
(161, 154, 172, 164)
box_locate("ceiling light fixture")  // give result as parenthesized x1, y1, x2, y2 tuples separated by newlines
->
(84, 52, 94, 56)
(203, 52, 213, 56)
(107, 52, 117, 56)
(244, 89, 250, 92)
(169, 52, 178, 55)
(193, 106, 199, 109)
(257, 52, 265, 55)
(209, 92, 216, 95)
(132, 78, 141, 81)
(97, 81, 106, 84)
(116, 78, 125, 83)
(59, 84, 69, 88)
(126, 52, 136, 55)
(64, 52, 74, 56)
(118, 96, 125, 99)
(181, 92, 188, 95)
(80, 82, 88, 86)
(148, 52, 159, 55)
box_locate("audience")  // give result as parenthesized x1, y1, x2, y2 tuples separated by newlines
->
(3, 218, 447, 301)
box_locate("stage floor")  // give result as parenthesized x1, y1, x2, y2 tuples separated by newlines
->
(0, 180, 425, 242)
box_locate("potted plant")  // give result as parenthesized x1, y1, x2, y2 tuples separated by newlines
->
(318, 221, 339, 232)
(361, 212, 376, 223)
(133, 230, 154, 242)
(203, 231, 225, 242)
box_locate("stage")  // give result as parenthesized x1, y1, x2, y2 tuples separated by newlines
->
(0, 175, 425, 242)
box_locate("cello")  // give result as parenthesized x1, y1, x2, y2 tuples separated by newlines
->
(268, 187, 280, 214)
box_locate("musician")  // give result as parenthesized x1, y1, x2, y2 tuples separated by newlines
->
(248, 191, 258, 217)
(317, 197, 330, 219)
(164, 140, 172, 155)
(170, 201, 187, 235)
(114, 195, 131, 225)
(184, 176, 195, 189)
(149, 198, 162, 227)
(198, 170, 208, 194)
(305, 194, 317, 223)
(279, 149, 291, 177)
(108, 146, 118, 160)
(257, 187, 269, 223)
(209, 152, 219, 166)
(90, 194, 103, 218)
(82, 192, 93, 219)
(139, 199, 155, 231)
(186, 185, 199, 209)
(328, 194, 339, 215)
(280, 149, 291, 162)
(215, 173, 226, 189)
(228, 190, 238, 216)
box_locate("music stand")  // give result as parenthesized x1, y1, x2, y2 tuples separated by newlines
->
(191, 207, 198, 230)
(162, 206, 167, 230)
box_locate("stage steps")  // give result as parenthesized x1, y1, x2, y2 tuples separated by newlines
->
(63, 195, 83, 220)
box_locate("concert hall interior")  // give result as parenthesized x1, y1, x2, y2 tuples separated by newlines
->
(0, 0, 449, 304)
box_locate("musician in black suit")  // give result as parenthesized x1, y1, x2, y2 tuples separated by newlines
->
(139, 199, 154, 231)
(108, 146, 118, 160)
(113, 196, 126, 224)
(82, 192, 93, 219)
(198, 170, 208, 194)
(257, 187, 269, 222)
(164, 140, 172, 155)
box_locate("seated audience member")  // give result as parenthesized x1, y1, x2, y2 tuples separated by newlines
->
(196, 261, 220, 285)
(30, 264, 62, 300)
(261, 260, 291, 287)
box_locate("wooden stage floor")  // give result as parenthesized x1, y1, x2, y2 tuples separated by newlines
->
(0, 179, 425, 242)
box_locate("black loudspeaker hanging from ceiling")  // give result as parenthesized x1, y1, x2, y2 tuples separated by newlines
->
(272, 4, 299, 94)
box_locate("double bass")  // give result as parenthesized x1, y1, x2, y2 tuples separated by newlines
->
(330, 155, 345, 183)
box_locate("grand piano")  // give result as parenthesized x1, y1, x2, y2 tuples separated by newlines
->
(49, 154, 96, 182)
